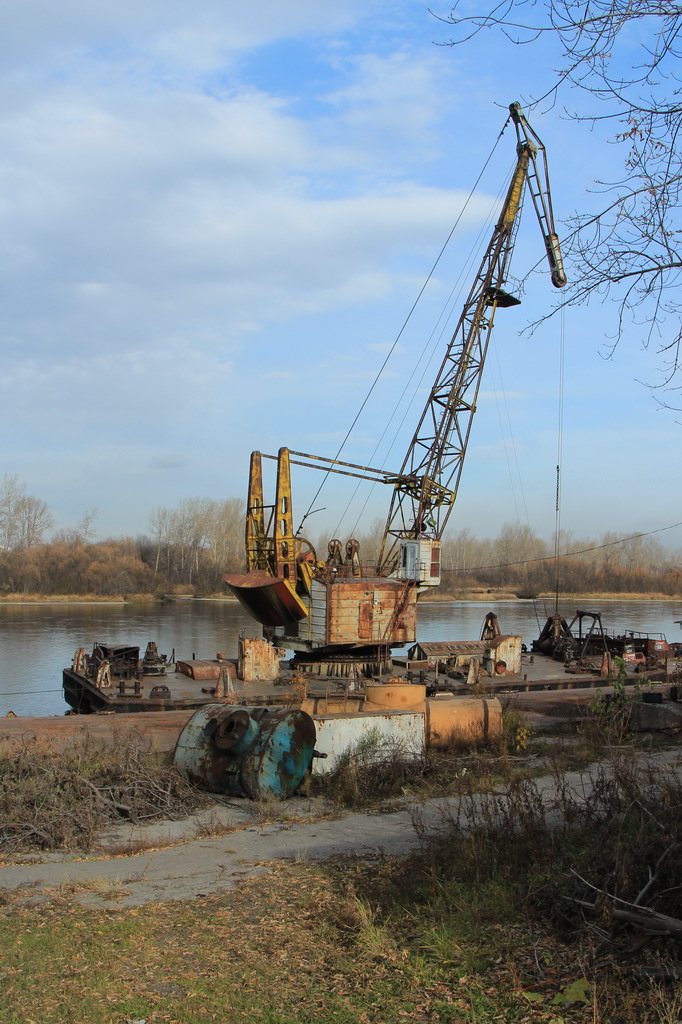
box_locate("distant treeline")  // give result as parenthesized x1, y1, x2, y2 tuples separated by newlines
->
(0, 471, 678, 596)
(0, 483, 245, 596)
(324, 520, 682, 598)
(437, 523, 682, 596)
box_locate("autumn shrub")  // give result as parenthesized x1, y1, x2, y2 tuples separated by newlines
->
(408, 748, 682, 982)
(0, 732, 208, 854)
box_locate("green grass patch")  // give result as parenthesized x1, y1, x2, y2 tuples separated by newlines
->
(0, 865, 591, 1024)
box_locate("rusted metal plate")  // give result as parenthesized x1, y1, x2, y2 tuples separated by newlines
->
(176, 659, 236, 681)
(311, 710, 425, 775)
(325, 578, 418, 645)
(222, 571, 308, 627)
(489, 635, 522, 674)
(271, 577, 419, 651)
(237, 637, 285, 682)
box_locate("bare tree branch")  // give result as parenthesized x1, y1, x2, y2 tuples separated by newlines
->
(438, 2, 682, 399)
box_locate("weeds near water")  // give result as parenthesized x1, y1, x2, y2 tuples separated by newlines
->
(320, 728, 426, 807)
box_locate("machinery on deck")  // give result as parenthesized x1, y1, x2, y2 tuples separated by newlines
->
(224, 103, 566, 670)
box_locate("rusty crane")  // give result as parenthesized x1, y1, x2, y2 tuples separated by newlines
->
(224, 103, 566, 671)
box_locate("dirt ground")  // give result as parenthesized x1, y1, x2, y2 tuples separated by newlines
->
(2, 747, 681, 909)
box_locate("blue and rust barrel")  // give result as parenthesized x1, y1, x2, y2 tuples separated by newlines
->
(174, 704, 316, 800)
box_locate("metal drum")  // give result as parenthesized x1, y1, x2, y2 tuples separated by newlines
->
(174, 704, 316, 799)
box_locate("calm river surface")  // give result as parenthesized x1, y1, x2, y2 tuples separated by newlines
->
(1, 597, 680, 717)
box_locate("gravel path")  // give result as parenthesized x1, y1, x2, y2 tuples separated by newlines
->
(0, 800, 428, 907)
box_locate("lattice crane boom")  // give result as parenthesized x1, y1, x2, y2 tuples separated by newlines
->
(224, 103, 566, 658)
(377, 102, 566, 576)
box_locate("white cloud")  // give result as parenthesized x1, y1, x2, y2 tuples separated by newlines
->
(0, 0, 668, 542)
(323, 48, 457, 156)
(0, 0, 368, 72)
(0, 64, 497, 375)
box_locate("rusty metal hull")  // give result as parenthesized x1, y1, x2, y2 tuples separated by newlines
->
(62, 667, 226, 714)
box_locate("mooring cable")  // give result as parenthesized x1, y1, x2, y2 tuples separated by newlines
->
(337, 178, 509, 540)
(441, 519, 682, 574)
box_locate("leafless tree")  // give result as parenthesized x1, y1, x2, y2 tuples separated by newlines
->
(438, 2, 682, 399)
(76, 509, 98, 543)
(148, 505, 173, 573)
(0, 474, 26, 549)
(0, 474, 53, 549)
(203, 498, 244, 572)
(146, 497, 244, 587)
(15, 496, 54, 549)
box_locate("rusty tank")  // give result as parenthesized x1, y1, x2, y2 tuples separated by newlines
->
(173, 704, 316, 799)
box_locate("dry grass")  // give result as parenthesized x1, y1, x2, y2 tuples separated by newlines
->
(0, 739, 680, 1022)
(404, 748, 682, 1007)
(0, 862, 596, 1024)
(0, 733, 209, 856)
(2, 821, 681, 1024)
(317, 727, 428, 807)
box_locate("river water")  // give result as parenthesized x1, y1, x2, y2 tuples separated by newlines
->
(1, 597, 680, 717)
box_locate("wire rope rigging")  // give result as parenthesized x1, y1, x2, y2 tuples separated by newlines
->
(223, 102, 566, 662)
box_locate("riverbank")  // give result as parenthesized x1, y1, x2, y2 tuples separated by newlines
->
(420, 588, 682, 602)
(1, 744, 680, 1024)
(0, 589, 679, 604)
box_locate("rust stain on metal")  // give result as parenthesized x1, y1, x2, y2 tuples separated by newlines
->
(237, 637, 286, 682)
(175, 659, 237, 682)
(174, 704, 316, 800)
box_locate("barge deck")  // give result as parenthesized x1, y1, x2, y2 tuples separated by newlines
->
(63, 646, 676, 714)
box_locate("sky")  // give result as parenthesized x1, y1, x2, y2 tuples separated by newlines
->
(1, 0, 680, 552)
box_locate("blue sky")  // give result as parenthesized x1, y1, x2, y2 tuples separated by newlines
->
(1, 0, 679, 551)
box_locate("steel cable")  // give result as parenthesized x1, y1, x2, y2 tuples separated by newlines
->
(297, 119, 512, 536)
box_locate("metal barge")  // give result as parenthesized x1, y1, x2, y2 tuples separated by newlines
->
(62, 612, 675, 716)
(62, 640, 265, 714)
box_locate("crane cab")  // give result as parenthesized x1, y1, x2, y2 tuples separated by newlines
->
(396, 539, 441, 587)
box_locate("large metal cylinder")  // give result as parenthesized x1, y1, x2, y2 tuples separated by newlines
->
(426, 696, 502, 748)
(364, 683, 426, 710)
(174, 704, 316, 799)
